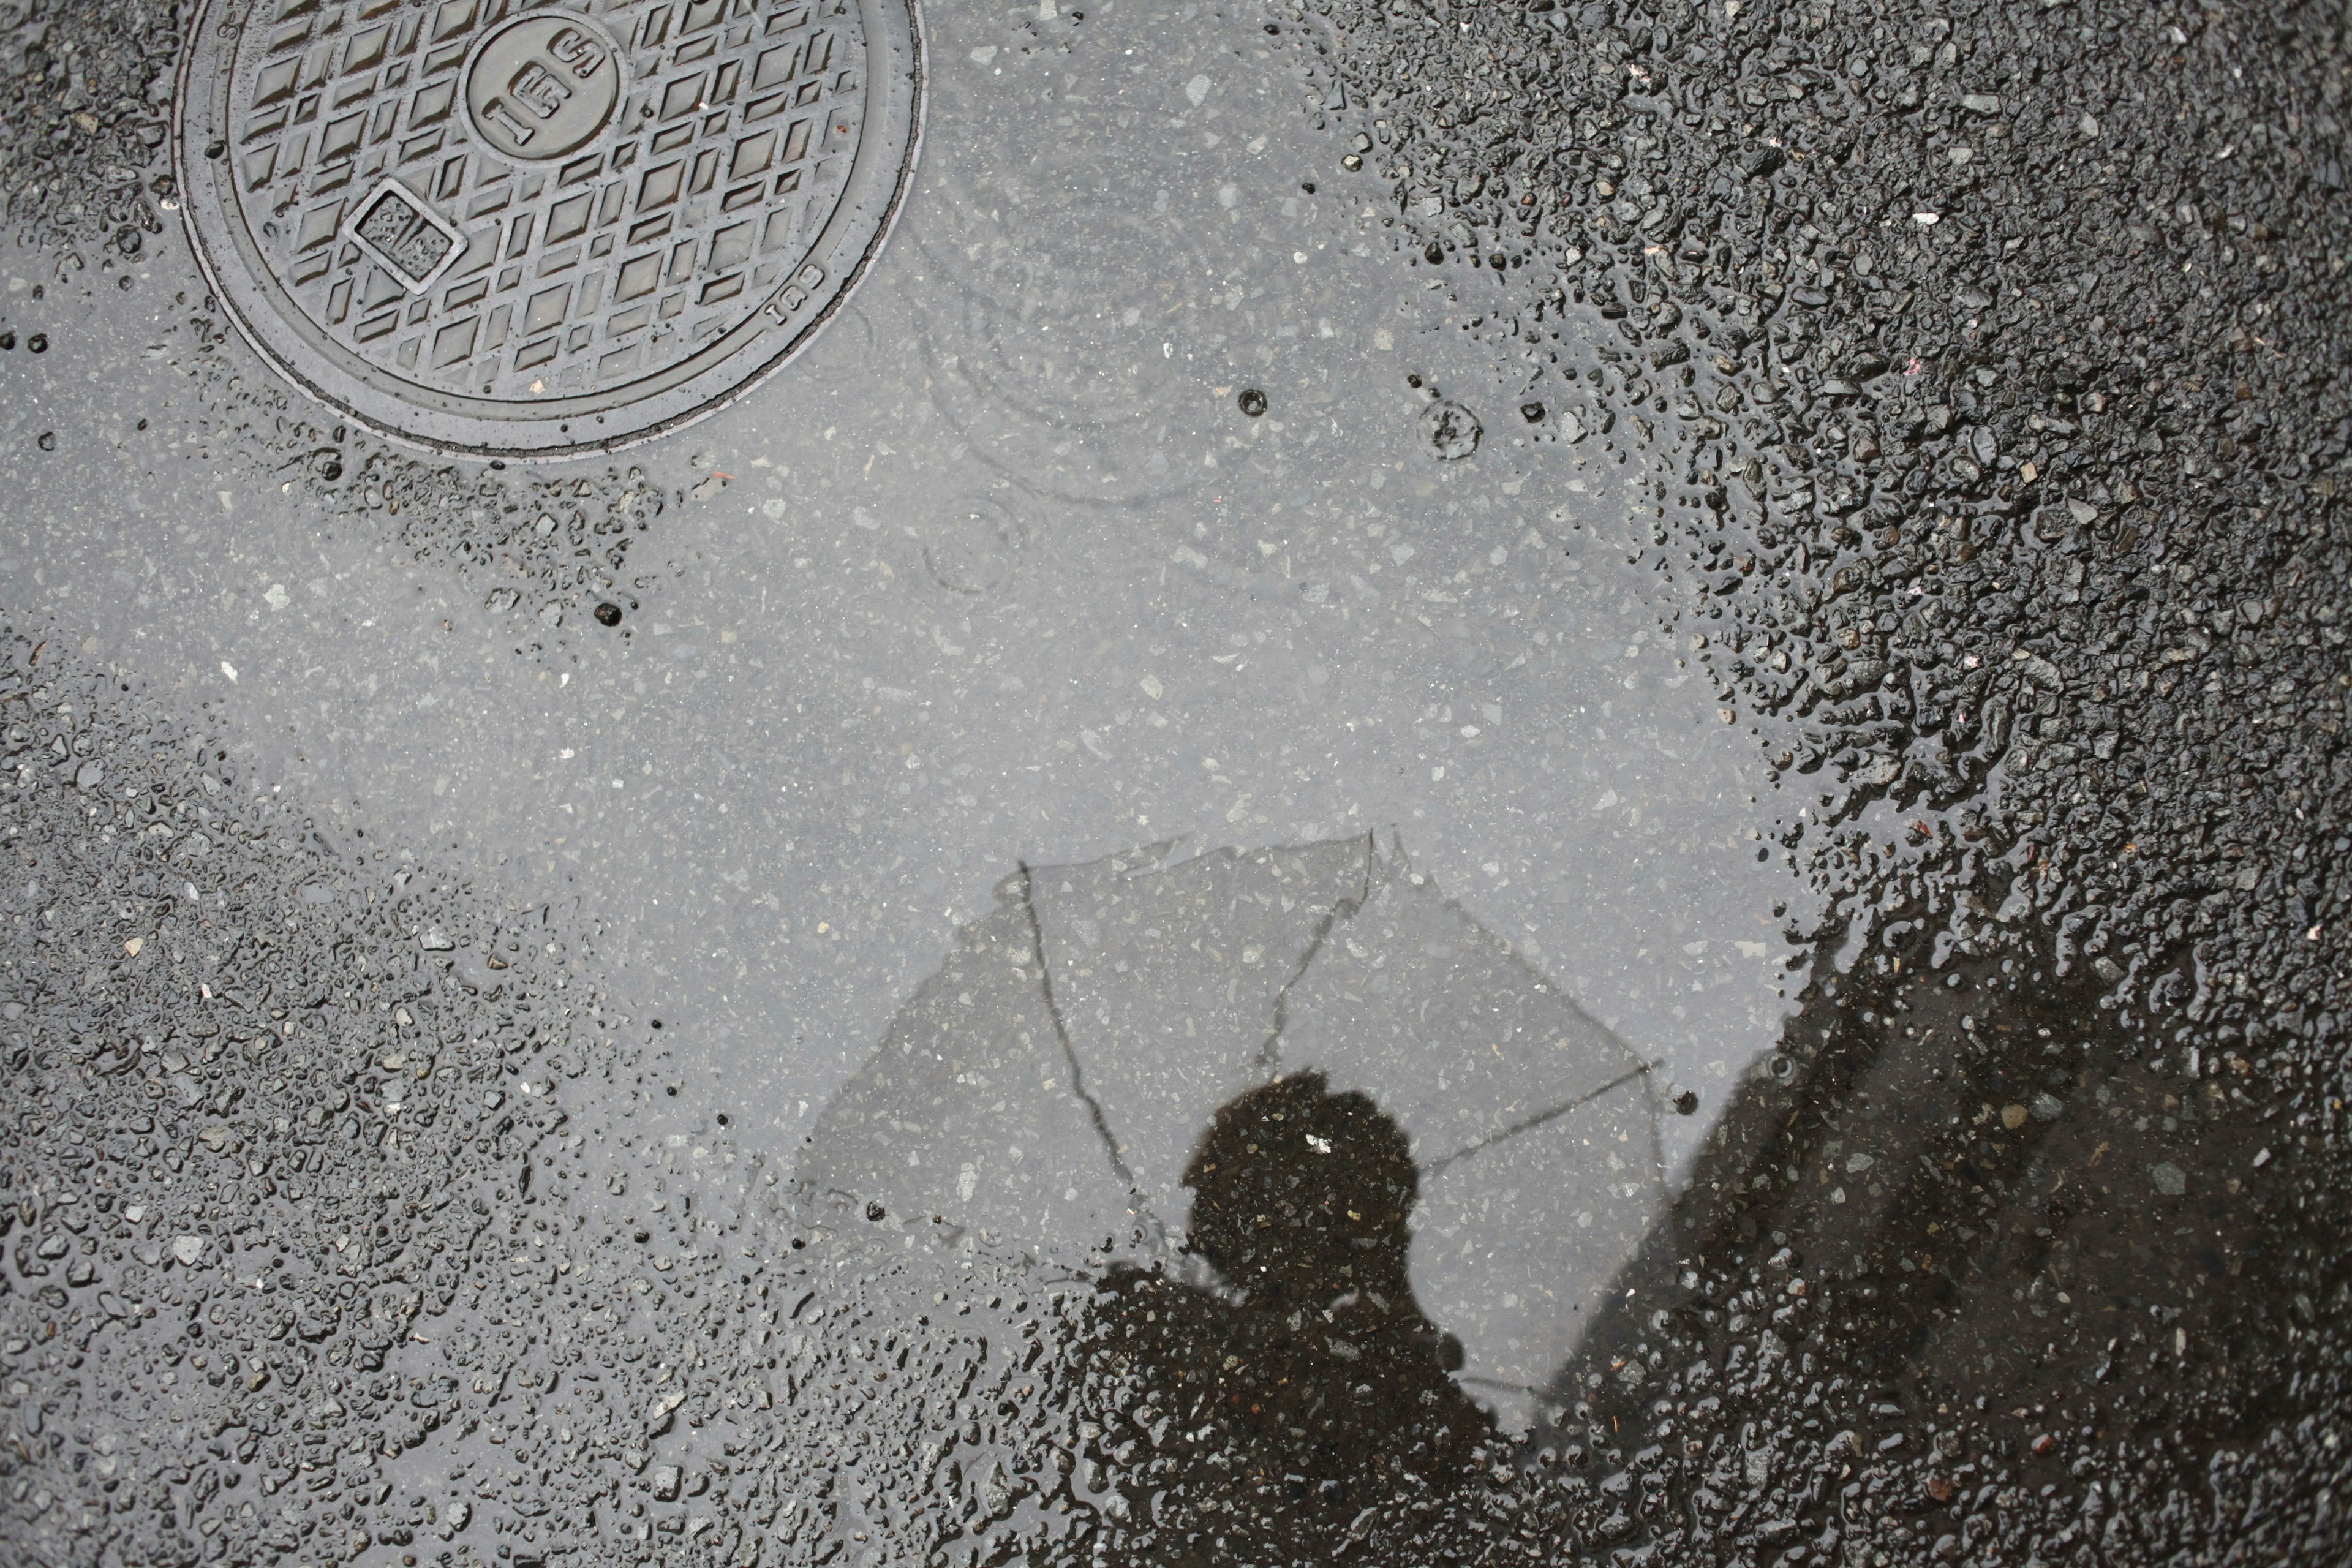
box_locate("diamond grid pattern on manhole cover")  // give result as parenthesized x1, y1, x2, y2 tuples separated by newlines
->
(176, 0, 921, 457)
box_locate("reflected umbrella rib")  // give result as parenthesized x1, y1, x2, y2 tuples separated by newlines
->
(1248, 828, 1377, 1076)
(1014, 856, 1168, 1261)
(1419, 1058, 1656, 1180)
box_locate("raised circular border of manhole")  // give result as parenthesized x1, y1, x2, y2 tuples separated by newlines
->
(175, 0, 922, 459)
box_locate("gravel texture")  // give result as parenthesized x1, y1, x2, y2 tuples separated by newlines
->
(158, 356, 692, 631)
(0, 0, 177, 255)
(1283, 0, 2351, 1027)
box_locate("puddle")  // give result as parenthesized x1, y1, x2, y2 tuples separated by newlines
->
(0, 0, 1812, 1190)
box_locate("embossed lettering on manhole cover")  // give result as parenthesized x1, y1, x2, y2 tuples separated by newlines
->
(175, 0, 922, 458)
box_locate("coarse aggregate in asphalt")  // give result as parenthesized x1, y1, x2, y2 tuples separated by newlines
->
(1, 0, 2350, 1563)
(0, 0, 178, 256)
(1257, 0, 2352, 1545)
(1286, 0, 2352, 1005)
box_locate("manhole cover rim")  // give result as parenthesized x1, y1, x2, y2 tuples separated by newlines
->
(174, 0, 926, 461)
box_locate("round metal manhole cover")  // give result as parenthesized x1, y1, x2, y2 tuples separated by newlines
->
(175, 0, 922, 458)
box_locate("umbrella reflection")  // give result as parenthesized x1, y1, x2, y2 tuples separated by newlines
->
(802, 831, 1667, 1436)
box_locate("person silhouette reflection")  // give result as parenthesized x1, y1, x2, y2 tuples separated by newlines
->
(1085, 1072, 1496, 1559)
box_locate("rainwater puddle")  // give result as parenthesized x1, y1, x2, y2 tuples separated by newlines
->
(0, 0, 1820, 1501)
(0, 0, 1812, 1197)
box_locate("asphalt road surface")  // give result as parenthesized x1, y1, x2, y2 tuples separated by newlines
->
(0, 0, 2347, 1564)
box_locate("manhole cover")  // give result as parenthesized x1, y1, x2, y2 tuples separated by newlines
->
(175, 0, 922, 458)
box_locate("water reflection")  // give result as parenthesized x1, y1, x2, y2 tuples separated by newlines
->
(803, 832, 1665, 1436)
(1539, 926, 2302, 1476)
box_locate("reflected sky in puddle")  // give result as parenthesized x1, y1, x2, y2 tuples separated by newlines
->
(0, 0, 1812, 1222)
(589, 0, 1816, 1180)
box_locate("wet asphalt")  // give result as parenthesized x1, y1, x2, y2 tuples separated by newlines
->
(1, 0, 2349, 1564)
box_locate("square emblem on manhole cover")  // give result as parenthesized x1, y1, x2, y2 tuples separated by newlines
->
(344, 179, 467, 295)
(173, 0, 923, 459)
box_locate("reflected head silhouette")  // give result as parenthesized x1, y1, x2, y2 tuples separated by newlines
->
(1179, 1071, 1419, 1316)
(1083, 1072, 1494, 1564)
